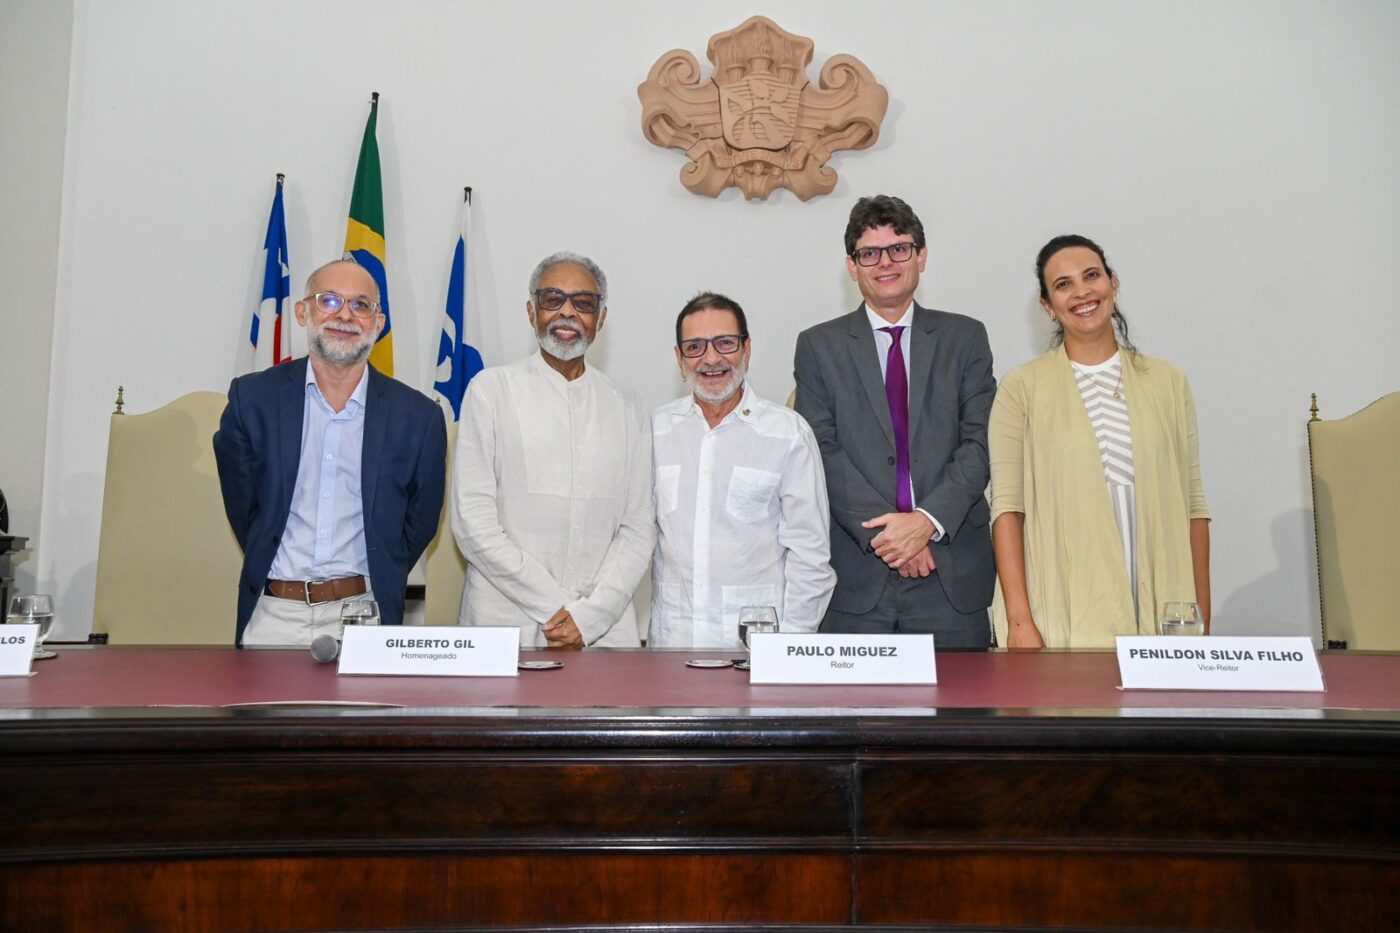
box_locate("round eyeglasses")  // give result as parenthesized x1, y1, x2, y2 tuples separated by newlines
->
(534, 288, 602, 314)
(306, 291, 379, 318)
(851, 241, 919, 267)
(678, 334, 748, 358)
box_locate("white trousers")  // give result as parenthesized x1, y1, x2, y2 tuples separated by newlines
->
(242, 590, 378, 647)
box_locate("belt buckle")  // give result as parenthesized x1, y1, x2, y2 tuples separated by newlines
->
(303, 579, 328, 606)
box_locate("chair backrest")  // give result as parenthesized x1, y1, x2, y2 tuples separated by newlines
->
(93, 391, 242, 644)
(423, 420, 467, 626)
(1308, 392, 1400, 650)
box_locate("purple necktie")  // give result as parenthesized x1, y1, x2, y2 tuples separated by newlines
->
(879, 326, 913, 513)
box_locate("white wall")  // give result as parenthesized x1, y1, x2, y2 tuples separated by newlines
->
(25, 0, 1400, 640)
(0, 0, 73, 595)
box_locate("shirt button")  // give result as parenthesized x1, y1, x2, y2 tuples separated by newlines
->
(325, 454, 333, 461)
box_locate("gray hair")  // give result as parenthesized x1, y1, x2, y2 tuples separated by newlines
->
(304, 258, 380, 303)
(528, 251, 608, 306)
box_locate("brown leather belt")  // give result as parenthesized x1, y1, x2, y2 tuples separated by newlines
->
(265, 575, 368, 605)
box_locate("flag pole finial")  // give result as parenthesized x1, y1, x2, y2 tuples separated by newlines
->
(276, 173, 285, 185)
(370, 91, 379, 104)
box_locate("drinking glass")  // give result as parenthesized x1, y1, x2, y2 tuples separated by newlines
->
(737, 605, 779, 652)
(1159, 601, 1205, 636)
(9, 594, 56, 660)
(340, 599, 380, 627)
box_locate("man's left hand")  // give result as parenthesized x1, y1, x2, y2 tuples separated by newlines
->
(898, 547, 936, 578)
(542, 608, 584, 650)
(863, 511, 935, 568)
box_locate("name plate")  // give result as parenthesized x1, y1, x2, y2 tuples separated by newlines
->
(750, 633, 936, 685)
(338, 625, 518, 676)
(0, 625, 36, 677)
(1116, 636, 1324, 691)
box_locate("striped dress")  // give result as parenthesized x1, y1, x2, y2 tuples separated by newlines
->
(1070, 353, 1137, 615)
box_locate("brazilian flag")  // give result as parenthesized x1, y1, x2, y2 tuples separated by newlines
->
(344, 93, 393, 375)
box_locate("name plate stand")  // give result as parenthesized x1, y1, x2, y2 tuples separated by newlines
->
(0, 624, 36, 677)
(750, 633, 936, 685)
(1116, 636, 1325, 691)
(338, 626, 519, 677)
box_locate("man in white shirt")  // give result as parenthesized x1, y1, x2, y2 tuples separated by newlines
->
(451, 252, 654, 648)
(650, 292, 835, 648)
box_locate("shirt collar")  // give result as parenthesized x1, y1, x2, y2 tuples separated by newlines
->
(306, 361, 370, 413)
(675, 381, 758, 426)
(526, 348, 592, 386)
(865, 301, 915, 333)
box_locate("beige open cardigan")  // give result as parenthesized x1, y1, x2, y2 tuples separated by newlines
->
(989, 346, 1209, 647)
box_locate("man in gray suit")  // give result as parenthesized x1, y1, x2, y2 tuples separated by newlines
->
(794, 195, 996, 648)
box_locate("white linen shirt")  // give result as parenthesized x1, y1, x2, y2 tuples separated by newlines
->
(451, 352, 655, 647)
(649, 383, 835, 648)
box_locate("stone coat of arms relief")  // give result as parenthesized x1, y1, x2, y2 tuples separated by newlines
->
(639, 16, 889, 201)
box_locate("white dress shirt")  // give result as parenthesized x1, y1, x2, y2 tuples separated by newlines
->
(451, 352, 655, 647)
(650, 383, 835, 648)
(865, 302, 945, 542)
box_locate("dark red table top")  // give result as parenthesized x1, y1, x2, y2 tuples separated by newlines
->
(1, 647, 1395, 717)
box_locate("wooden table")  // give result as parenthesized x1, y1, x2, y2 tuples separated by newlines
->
(2, 647, 1396, 931)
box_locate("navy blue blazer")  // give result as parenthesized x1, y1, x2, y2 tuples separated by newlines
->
(213, 358, 447, 645)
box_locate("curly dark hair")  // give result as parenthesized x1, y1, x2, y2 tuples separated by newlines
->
(843, 195, 926, 256)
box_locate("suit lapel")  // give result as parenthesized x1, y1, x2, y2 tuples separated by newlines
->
(277, 359, 308, 508)
(361, 365, 389, 527)
(846, 306, 896, 450)
(908, 304, 937, 437)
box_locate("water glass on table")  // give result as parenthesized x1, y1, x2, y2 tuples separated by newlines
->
(340, 599, 381, 628)
(1159, 601, 1205, 636)
(738, 605, 779, 652)
(8, 594, 56, 660)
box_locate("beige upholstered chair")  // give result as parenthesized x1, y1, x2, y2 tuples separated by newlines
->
(1308, 392, 1400, 650)
(423, 421, 467, 625)
(93, 391, 242, 644)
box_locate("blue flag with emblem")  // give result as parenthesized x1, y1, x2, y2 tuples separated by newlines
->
(433, 189, 484, 420)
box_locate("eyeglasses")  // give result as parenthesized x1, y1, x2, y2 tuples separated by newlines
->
(851, 241, 920, 267)
(534, 288, 603, 314)
(307, 291, 379, 318)
(678, 334, 748, 358)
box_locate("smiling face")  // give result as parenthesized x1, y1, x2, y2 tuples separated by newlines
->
(295, 261, 383, 366)
(846, 224, 928, 320)
(1039, 245, 1119, 345)
(677, 306, 750, 404)
(527, 261, 606, 363)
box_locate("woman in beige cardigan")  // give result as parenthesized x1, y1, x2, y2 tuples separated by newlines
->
(990, 235, 1211, 648)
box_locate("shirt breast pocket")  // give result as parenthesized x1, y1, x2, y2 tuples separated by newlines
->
(725, 467, 781, 524)
(655, 464, 682, 517)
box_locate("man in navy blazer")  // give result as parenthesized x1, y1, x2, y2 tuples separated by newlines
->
(794, 196, 996, 649)
(214, 259, 446, 646)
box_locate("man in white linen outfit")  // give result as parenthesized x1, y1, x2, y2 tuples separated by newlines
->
(451, 251, 654, 648)
(650, 292, 835, 648)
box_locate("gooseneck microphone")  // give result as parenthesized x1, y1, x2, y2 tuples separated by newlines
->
(310, 634, 342, 664)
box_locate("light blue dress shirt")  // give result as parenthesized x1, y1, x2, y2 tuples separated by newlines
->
(267, 365, 370, 581)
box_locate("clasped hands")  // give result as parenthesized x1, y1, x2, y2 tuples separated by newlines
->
(862, 511, 936, 578)
(542, 607, 584, 649)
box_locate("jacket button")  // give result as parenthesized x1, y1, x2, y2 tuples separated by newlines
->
(887, 456, 895, 465)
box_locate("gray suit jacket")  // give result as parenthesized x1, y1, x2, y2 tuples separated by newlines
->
(794, 303, 996, 621)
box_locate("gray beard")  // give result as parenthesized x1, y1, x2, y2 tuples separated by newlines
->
(310, 323, 373, 365)
(537, 320, 590, 361)
(687, 360, 747, 404)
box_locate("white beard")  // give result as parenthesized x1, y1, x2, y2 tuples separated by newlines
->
(536, 318, 590, 361)
(687, 357, 747, 404)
